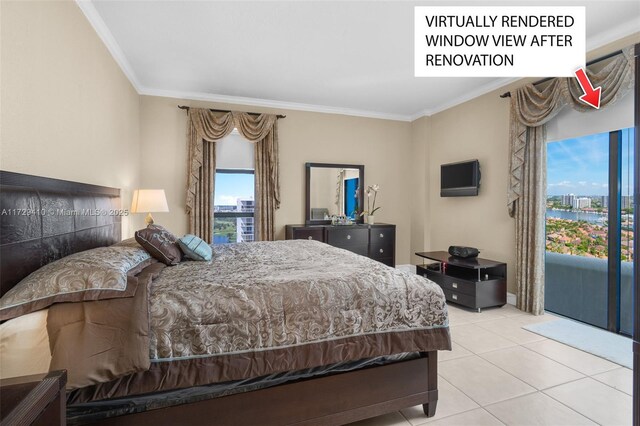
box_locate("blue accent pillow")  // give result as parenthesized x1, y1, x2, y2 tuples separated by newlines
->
(178, 235, 213, 261)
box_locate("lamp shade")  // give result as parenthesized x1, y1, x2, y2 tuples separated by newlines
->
(130, 190, 169, 213)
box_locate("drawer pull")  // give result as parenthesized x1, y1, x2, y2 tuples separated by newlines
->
(379, 233, 384, 238)
(452, 283, 458, 289)
(347, 235, 351, 240)
(379, 249, 384, 253)
(307, 236, 313, 240)
(452, 294, 458, 300)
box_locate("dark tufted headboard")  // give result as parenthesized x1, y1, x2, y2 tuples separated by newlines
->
(0, 171, 122, 296)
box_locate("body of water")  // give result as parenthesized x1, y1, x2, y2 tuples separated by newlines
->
(546, 209, 607, 224)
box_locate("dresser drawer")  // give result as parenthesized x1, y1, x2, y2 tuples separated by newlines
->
(376, 257, 394, 267)
(424, 271, 476, 296)
(369, 241, 393, 259)
(326, 227, 368, 248)
(341, 244, 369, 257)
(370, 227, 394, 245)
(291, 228, 324, 242)
(443, 289, 477, 309)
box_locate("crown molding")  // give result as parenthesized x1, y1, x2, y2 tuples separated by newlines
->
(413, 77, 519, 119)
(75, 0, 142, 91)
(585, 18, 639, 52)
(138, 87, 414, 122)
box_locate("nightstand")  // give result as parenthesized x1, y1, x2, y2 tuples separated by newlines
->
(0, 370, 67, 426)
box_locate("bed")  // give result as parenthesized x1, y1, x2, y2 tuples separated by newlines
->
(0, 171, 451, 426)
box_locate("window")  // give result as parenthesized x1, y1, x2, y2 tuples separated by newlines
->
(212, 131, 255, 244)
(546, 132, 610, 259)
(545, 127, 635, 335)
(213, 170, 255, 244)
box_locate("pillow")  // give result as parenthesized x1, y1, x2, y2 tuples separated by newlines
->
(0, 245, 153, 321)
(0, 310, 51, 378)
(135, 225, 182, 266)
(178, 235, 213, 261)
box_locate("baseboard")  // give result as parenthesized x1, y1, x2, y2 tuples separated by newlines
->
(507, 292, 516, 305)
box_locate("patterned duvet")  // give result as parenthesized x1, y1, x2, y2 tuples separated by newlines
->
(52, 239, 450, 403)
(149, 240, 449, 360)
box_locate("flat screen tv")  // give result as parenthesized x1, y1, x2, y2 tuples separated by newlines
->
(440, 159, 481, 197)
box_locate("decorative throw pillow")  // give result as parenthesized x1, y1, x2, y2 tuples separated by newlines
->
(0, 245, 153, 321)
(135, 225, 182, 266)
(178, 235, 213, 261)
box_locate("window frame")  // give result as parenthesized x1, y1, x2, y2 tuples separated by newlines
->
(213, 169, 255, 219)
(213, 169, 255, 243)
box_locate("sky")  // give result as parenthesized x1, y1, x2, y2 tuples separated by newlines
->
(214, 172, 254, 206)
(547, 127, 634, 197)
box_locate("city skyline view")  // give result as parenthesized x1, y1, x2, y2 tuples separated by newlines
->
(213, 171, 256, 244)
(214, 171, 255, 206)
(545, 128, 634, 262)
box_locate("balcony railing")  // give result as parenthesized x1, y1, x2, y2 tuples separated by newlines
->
(545, 252, 633, 335)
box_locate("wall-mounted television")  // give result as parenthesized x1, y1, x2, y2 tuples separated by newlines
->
(440, 159, 481, 197)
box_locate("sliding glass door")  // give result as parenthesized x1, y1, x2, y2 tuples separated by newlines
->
(619, 127, 635, 335)
(545, 127, 635, 336)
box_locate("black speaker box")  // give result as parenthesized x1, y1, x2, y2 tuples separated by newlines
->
(448, 246, 480, 258)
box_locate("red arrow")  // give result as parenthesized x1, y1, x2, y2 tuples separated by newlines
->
(574, 68, 601, 109)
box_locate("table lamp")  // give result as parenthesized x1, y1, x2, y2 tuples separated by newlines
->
(130, 189, 169, 226)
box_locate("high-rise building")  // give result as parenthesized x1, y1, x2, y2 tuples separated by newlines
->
(598, 196, 609, 209)
(622, 196, 633, 210)
(236, 198, 255, 242)
(237, 199, 254, 213)
(562, 194, 575, 207)
(572, 197, 591, 210)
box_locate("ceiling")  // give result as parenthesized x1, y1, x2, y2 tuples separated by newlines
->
(81, 1, 639, 121)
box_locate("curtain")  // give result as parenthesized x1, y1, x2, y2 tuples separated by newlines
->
(186, 108, 280, 242)
(508, 45, 634, 315)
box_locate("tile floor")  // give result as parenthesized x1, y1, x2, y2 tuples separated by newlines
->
(348, 303, 633, 426)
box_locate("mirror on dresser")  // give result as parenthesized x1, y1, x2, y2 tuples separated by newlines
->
(305, 163, 364, 225)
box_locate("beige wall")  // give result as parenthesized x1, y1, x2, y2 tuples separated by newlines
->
(425, 89, 516, 290)
(0, 0, 142, 236)
(139, 96, 414, 264)
(409, 116, 431, 265)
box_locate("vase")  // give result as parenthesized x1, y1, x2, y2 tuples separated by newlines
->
(367, 215, 375, 225)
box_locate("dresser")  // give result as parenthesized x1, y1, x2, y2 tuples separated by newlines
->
(285, 224, 396, 267)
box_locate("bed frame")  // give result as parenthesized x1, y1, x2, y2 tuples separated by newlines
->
(0, 171, 439, 426)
